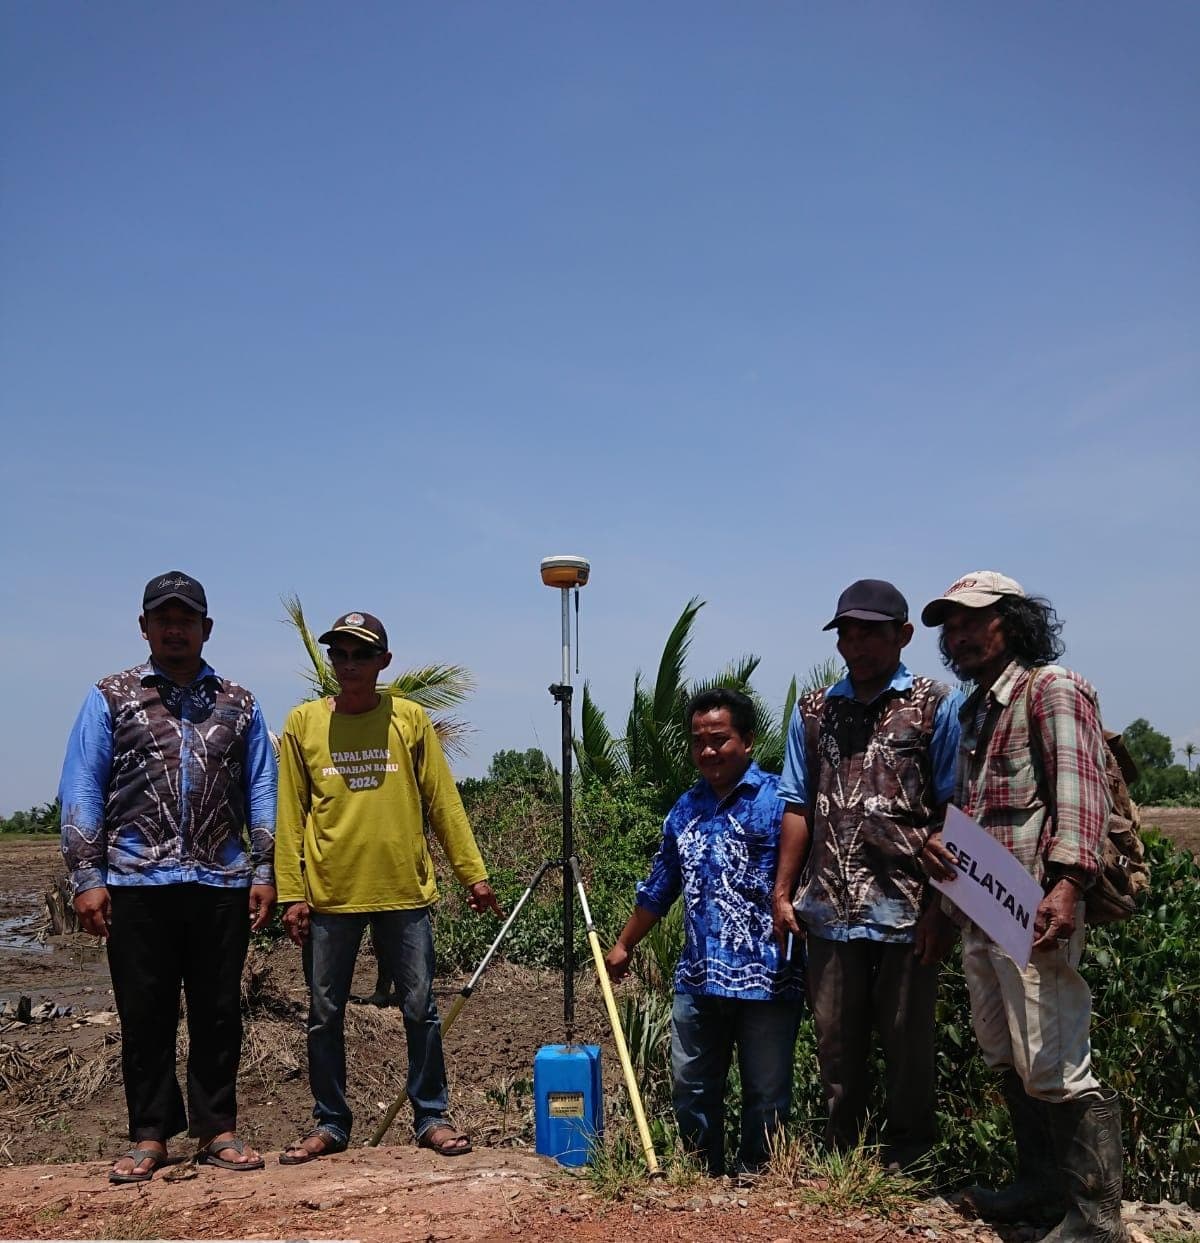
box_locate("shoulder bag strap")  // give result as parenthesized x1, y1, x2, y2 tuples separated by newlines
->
(1022, 668, 1060, 865)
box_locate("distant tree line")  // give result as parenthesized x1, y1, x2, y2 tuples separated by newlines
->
(0, 799, 60, 834)
(1121, 719, 1200, 806)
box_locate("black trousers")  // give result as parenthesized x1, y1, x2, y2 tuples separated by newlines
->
(106, 883, 249, 1143)
(807, 935, 939, 1163)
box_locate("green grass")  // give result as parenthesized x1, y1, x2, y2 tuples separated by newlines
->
(764, 1130, 926, 1217)
(583, 1119, 704, 1199)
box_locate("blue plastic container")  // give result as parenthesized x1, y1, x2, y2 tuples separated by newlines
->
(533, 1043, 603, 1166)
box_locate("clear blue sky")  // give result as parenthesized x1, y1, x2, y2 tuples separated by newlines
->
(2, 2, 1197, 814)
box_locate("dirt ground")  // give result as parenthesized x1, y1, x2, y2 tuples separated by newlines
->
(0, 1149, 1028, 1243)
(2, 827, 1198, 1242)
(1141, 805, 1200, 856)
(0, 838, 618, 1168)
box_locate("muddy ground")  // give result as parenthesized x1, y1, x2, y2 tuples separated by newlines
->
(1, 821, 1198, 1241)
(0, 838, 618, 1168)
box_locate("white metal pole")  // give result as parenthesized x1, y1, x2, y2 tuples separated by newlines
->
(560, 586, 571, 688)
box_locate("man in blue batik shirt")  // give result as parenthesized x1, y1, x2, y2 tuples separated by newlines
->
(59, 572, 277, 1184)
(605, 688, 803, 1175)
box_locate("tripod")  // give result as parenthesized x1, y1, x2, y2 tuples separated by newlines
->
(368, 574, 658, 1173)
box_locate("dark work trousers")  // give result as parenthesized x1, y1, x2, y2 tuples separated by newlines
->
(106, 883, 250, 1143)
(806, 934, 939, 1164)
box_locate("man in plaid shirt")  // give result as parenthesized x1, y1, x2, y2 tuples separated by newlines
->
(917, 572, 1126, 1243)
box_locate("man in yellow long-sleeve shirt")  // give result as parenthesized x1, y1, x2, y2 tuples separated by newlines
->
(275, 611, 501, 1162)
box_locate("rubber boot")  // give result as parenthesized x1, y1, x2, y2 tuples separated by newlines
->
(962, 1071, 1066, 1224)
(1041, 1089, 1127, 1243)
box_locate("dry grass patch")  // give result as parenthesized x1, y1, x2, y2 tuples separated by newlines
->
(762, 1131, 925, 1218)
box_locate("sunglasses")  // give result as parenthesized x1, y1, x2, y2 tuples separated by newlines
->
(327, 645, 382, 664)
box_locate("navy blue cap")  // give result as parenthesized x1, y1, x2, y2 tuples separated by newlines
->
(823, 579, 908, 630)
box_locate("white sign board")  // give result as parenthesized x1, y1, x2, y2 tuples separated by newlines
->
(930, 805, 1044, 968)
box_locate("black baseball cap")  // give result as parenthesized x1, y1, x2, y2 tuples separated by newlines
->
(822, 579, 909, 630)
(318, 611, 389, 651)
(143, 571, 207, 614)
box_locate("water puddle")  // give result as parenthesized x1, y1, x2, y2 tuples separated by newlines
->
(0, 900, 51, 953)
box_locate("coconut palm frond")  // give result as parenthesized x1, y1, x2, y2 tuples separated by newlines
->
(626, 672, 650, 777)
(801, 658, 844, 696)
(282, 593, 339, 697)
(719, 654, 761, 689)
(686, 653, 762, 706)
(651, 597, 704, 726)
(577, 682, 625, 783)
(382, 664, 476, 712)
(282, 596, 477, 754)
(640, 716, 694, 808)
(782, 675, 798, 731)
(578, 597, 837, 803)
(428, 714, 474, 762)
(748, 689, 786, 775)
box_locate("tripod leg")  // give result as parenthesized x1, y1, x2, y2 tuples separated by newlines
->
(570, 858, 661, 1176)
(366, 858, 558, 1147)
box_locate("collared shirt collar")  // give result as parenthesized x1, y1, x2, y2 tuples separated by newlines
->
(985, 659, 1030, 708)
(139, 660, 224, 690)
(698, 759, 767, 804)
(825, 661, 914, 703)
(959, 658, 1030, 722)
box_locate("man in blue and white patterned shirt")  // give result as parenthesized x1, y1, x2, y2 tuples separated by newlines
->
(605, 688, 803, 1175)
(59, 572, 277, 1183)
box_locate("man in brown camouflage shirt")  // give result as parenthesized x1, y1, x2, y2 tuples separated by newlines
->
(773, 580, 961, 1170)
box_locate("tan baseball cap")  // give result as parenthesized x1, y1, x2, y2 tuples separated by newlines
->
(921, 571, 1026, 626)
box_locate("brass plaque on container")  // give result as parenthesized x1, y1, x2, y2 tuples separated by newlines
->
(548, 1092, 585, 1118)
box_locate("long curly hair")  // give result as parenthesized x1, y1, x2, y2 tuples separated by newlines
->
(938, 595, 1066, 673)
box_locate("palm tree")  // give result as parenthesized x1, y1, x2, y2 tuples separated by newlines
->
(282, 594, 475, 760)
(576, 598, 839, 809)
(1182, 742, 1197, 773)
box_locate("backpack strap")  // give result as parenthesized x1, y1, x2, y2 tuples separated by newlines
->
(1022, 667, 1047, 785)
(1021, 666, 1057, 853)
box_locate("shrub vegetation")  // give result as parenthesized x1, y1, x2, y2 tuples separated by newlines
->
(441, 768, 1200, 1204)
(433, 598, 1199, 1203)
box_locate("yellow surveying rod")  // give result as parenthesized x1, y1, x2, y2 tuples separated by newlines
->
(570, 857, 661, 1175)
(367, 852, 661, 1174)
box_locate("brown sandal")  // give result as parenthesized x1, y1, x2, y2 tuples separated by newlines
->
(418, 1124, 472, 1156)
(279, 1127, 348, 1165)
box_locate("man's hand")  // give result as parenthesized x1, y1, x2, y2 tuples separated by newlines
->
(919, 830, 958, 883)
(1032, 879, 1080, 952)
(772, 889, 801, 950)
(914, 903, 958, 966)
(604, 941, 632, 984)
(73, 886, 111, 939)
(282, 900, 311, 947)
(467, 881, 503, 918)
(248, 884, 276, 932)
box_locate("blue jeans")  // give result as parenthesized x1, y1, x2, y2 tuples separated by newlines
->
(303, 908, 449, 1144)
(670, 992, 803, 1174)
